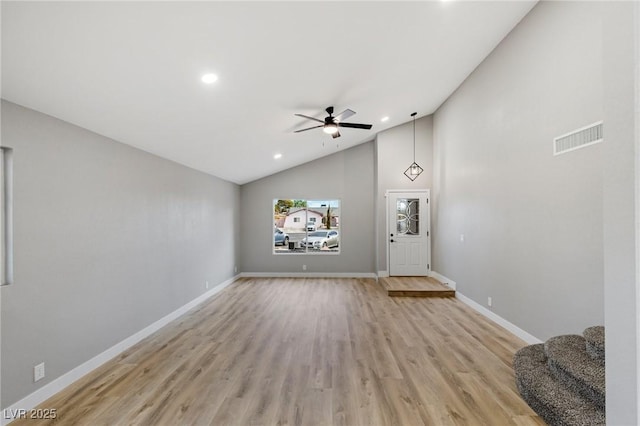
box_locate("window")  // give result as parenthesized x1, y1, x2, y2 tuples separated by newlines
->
(274, 199, 340, 254)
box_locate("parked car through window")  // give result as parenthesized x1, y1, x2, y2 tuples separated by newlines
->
(300, 230, 339, 249)
(274, 228, 289, 246)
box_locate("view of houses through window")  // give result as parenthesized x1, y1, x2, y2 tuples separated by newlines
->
(274, 199, 340, 254)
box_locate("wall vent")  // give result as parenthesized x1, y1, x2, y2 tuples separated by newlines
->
(553, 121, 603, 156)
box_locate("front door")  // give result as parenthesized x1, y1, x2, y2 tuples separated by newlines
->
(388, 190, 430, 276)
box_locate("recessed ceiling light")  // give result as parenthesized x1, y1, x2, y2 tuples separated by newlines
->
(274, 153, 282, 160)
(201, 73, 218, 84)
(381, 116, 390, 122)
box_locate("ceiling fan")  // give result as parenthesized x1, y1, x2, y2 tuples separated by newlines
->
(294, 106, 373, 139)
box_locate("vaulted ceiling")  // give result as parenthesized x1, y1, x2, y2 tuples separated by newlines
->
(2, 1, 537, 184)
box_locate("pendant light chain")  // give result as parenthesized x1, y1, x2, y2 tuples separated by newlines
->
(413, 112, 416, 162)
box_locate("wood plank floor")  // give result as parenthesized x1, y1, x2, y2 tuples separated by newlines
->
(381, 276, 456, 298)
(14, 277, 544, 426)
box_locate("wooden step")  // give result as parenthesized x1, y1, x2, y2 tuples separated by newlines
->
(380, 276, 455, 298)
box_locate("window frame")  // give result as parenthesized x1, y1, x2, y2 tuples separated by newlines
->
(273, 198, 341, 256)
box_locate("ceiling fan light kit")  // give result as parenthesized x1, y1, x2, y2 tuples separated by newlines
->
(323, 124, 338, 135)
(294, 106, 372, 139)
(404, 112, 423, 181)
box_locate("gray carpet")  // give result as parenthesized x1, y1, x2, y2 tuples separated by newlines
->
(513, 327, 605, 426)
(545, 335, 605, 409)
(583, 326, 604, 362)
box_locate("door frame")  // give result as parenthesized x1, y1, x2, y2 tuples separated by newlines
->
(385, 189, 431, 276)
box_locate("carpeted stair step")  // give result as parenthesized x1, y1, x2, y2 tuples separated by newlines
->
(544, 335, 605, 410)
(513, 344, 605, 426)
(583, 326, 605, 362)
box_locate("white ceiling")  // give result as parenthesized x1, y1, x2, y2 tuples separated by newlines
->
(2, 1, 537, 185)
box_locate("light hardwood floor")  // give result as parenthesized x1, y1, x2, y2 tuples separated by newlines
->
(14, 277, 544, 425)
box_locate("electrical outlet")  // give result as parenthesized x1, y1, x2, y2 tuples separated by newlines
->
(234, 266, 238, 273)
(487, 297, 492, 307)
(206, 281, 209, 289)
(302, 264, 307, 271)
(34, 362, 45, 382)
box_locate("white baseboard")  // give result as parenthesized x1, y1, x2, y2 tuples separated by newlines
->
(431, 270, 538, 344)
(240, 272, 377, 279)
(430, 270, 456, 290)
(455, 292, 542, 345)
(1, 275, 239, 425)
(377, 270, 389, 278)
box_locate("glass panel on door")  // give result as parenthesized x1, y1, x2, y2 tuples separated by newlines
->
(396, 198, 419, 235)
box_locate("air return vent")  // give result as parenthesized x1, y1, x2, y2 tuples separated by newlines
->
(553, 121, 603, 156)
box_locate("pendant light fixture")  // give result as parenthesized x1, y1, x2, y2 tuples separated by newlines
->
(404, 112, 423, 181)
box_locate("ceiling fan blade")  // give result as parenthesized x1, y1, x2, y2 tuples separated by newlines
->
(332, 131, 341, 139)
(333, 109, 356, 122)
(294, 125, 323, 133)
(338, 122, 373, 130)
(294, 113, 324, 123)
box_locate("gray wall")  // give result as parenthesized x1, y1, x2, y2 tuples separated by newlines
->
(432, 1, 604, 340)
(602, 1, 638, 424)
(1, 101, 240, 407)
(375, 116, 433, 273)
(240, 142, 375, 274)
